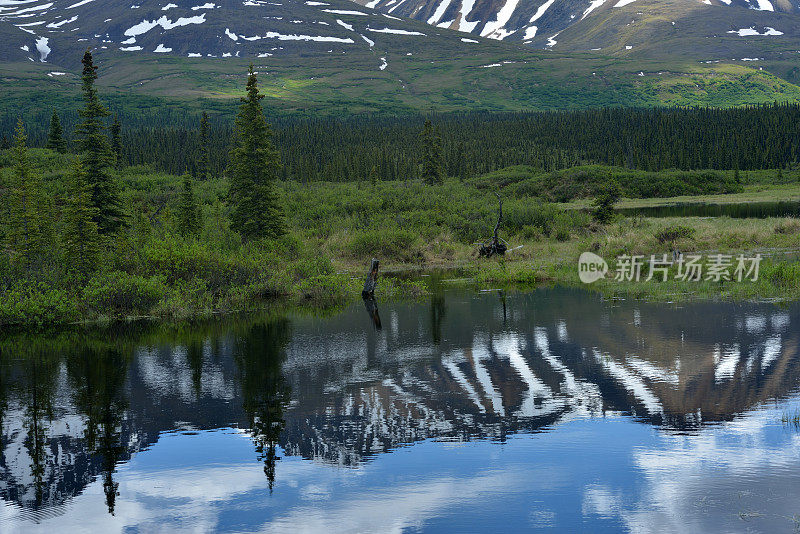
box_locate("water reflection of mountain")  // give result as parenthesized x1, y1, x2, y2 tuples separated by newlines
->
(1, 288, 798, 513)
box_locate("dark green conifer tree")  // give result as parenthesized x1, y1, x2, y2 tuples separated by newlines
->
(420, 119, 444, 185)
(110, 114, 122, 168)
(228, 65, 284, 240)
(592, 181, 621, 224)
(45, 110, 67, 153)
(63, 159, 101, 278)
(198, 111, 211, 180)
(177, 173, 201, 236)
(75, 49, 124, 234)
(5, 120, 49, 272)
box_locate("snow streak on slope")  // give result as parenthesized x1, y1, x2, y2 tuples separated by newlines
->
(353, 0, 800, 50)
(0, 0, 451, 64)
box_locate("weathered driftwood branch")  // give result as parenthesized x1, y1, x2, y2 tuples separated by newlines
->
(478, 193, 508, 258)
(362, 258, 379, 298)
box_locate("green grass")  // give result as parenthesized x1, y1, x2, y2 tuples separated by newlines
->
(3, 50, 800, 124)
(3, 150, 800, 328)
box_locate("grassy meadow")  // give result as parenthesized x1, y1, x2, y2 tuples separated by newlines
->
(2, 148, 800, 328)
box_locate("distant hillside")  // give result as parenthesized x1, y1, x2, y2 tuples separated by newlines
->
(0, 0, 799, 117)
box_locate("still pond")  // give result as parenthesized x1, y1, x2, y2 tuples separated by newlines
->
(1, 287, 799, 533)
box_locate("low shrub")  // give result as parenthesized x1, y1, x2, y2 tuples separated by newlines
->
(655, 225, 696, 244)
(0, 283, 77, 327)
(774, 218, 800, 234)
(83, 271, 166, 314)
(347, 228, 421, 261)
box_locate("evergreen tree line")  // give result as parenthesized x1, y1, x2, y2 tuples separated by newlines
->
(7, 103, 800, 181)
(1, 52, 283, 289)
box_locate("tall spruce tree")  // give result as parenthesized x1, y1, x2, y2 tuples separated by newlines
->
(176, 174, 201, 236)
(45, 110, 67, 153)
(75, 49, 124, 234)
(228, 66, 284, 240)
(63, 159, 101, 278)
(110, 114, 122, 168)
(198, 111, 211, 180)
(420, 119, 444, 185)
(6, 120, 48, 272)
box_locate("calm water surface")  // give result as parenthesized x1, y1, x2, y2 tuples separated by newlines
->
(619, 200, 800, 219)
(1, 288, 800, 533)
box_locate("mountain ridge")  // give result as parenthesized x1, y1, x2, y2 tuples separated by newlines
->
(1, 0, 800, 115)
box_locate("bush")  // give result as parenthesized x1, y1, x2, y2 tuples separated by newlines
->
(495, 165, 744, 202)
(765, 262, 800, 289)
(295, 273, 355, 305)
(774, 218, 800, 234)
(0, 283, 77, 327)
(142, 237, 260, 290)
(655, 225, 696, 244)
(347, 228, 421, 260)
(83, 271, 166, 314)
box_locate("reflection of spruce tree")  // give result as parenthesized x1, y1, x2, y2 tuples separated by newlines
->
(16, 353, 59, 507)
(0, 347, 10, 441)
(234, 319, 291, 491)
(66, 347, 129, 515)
(186, 341, 204, 398)
(430, 292, 447, 345)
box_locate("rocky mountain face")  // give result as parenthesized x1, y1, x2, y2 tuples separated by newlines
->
(351, 0, 800, 55)
(0, 0, 491, 65)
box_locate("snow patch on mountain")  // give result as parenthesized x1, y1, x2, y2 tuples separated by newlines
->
(531, 0, 556, 22)
(35, 35, 49, 61)
(481, 0, 520, 39)
(322, 8, 367, 15)
(751, 0, 774, 11)
(582, 0, 606, 20)
(728, 26, 783, 36)
(367, 26, 425, 35)
(458, 0, 479, 32)
(124, 14, 207, 37)
(65, 0, 92, 9)
(336, 18, 353, 30)
(427, 0, 452, 25)
(46, 15, 77, 28)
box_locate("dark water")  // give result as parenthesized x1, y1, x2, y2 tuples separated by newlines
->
(619, 200, 800, 218)
(1, 288, 800, 533)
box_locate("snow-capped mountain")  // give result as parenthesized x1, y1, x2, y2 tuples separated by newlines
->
(352, 0, 800, 52)
(0, 0, 488, 65)
(0, 0, 799, 113)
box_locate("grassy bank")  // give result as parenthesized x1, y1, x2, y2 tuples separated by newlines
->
(2, 151, 800, 328)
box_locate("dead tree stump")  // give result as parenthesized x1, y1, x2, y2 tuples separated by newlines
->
(362, 258, 379, 299)
(478, 193, 508, 257)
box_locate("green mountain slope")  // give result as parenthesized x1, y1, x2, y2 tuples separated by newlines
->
(1, 0, 800, 117)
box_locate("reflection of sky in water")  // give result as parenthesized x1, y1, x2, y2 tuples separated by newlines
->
(4, 403, 800, 533)
(3, 289, 800, 532)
